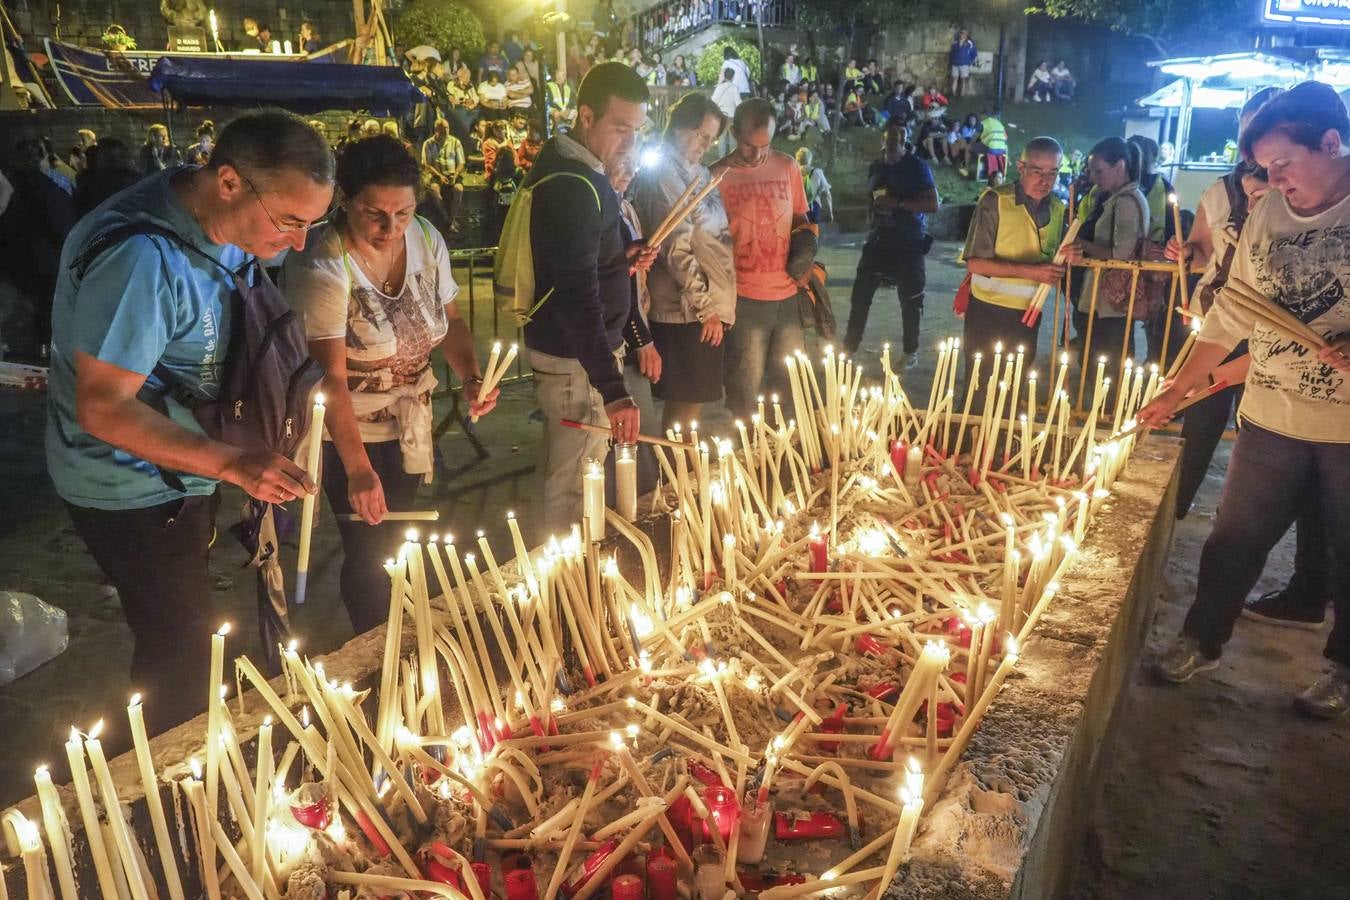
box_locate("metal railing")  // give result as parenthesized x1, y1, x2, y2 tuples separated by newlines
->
(634, 0, 797, 55)
(434, 246, 530, 456)
(1038, 255, 1192, 419)
(645, 84, 712, 133)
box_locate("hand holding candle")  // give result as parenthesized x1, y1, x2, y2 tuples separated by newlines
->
(294, 392, 325, 605)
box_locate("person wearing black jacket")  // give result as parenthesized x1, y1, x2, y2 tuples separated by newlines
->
(842, 121, 939, 363)
(522, 62, 658, 537)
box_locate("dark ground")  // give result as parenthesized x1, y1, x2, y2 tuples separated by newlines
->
(1, 232, 1346, 898)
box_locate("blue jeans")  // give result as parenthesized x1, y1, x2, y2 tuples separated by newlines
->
(1183, 422, 1350, 665)
(722, 295, 804, 420)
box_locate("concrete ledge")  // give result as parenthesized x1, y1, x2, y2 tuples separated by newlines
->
(889, 435, 1181, 898)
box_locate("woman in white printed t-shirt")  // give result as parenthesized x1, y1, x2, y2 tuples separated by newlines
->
(282, 135, 499, 634)
(1141, 82, 1350, 717)
(1163, 87, 1282, 519)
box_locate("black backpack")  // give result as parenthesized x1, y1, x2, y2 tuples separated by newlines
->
(70, 222, 323, 472)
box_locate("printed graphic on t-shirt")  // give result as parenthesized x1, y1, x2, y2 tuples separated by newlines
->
(348, 267, 448, 407)
(1251, 225, 1350, 407)
(723, 179, 791, 275)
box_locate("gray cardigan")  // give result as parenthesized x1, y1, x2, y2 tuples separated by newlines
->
(632, 148, 738, 326)
(1076, 181, 1150, 319)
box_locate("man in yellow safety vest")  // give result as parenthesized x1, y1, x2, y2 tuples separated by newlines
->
(958, 136, 1080, 398)
(546, 68, 576, 133)
(977, 110, 1008, 181)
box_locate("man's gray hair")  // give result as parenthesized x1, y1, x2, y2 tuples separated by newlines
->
(1020, 136, 1063, 162)
(208, 109, 336, 187)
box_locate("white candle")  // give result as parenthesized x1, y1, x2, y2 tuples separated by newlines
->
(722, 534, 737, 587)
(615, 442, 638, 521)
(877, 758, 925, 892)
(128, 695, 187, 900)
(926, 637, 1019, 806)
(903, 445, 923, 486)
(250, 717, 272, 889)
(183, 761, 222, 900)
(206, 622, 230, 819)
(583, 457, 605, 542)
(84, 724, 151, 900)
(294, 392, 326, 605)
(11, 815, 53, 900)
(32, 767, 77, 900)
(62, 728, 119, 899)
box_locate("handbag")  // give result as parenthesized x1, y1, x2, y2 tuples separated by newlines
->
(1096, 193, 1168, 320)
(1098, 239, 1168, 319)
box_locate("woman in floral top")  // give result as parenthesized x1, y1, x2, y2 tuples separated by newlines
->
(283, 136, 499, 632)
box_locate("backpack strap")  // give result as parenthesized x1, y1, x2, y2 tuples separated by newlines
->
(531, 170, 602, 213)
(519, 171, 604, 321)
(70, 221, 233, 281)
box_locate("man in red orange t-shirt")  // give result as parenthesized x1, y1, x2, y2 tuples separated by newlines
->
(714, 98, 810, 419)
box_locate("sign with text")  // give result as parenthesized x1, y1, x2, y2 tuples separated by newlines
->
(1262, 0, 1350, 28)
(168, 26, 209, 53)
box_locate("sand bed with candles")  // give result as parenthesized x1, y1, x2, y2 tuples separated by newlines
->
(1, 344, 1180, 900)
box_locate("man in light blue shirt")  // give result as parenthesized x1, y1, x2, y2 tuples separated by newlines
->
(47, 110, 334, 734)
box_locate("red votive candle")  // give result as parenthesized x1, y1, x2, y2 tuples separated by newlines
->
(774, 811, 846, 841)
(648, 853, 678, 900)
(891, 440, 906, 475)
(472, 861, 492, 898)
(561, 838, 619, 897)
(809, 532, 828, 573)
(704, 785, 740, 842)
(612, 874, 644, 900)
(291, 799, 330, 830)
(504, 858, 539, 900)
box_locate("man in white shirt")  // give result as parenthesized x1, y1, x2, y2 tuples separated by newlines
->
(478, 71, 509, 117)
(711, 68, 741, 155)
(722, 46, 753, 98)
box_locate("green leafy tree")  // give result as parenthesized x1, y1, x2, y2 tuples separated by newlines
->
(696, 37, 762, 88)
(1026, 0, 1251, 56)
(393, 0, 486, 61)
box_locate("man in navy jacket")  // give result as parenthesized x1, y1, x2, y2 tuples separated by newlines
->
(523, 62, 658, 536)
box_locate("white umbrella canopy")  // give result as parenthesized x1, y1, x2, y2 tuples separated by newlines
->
(405, 45, 442, 62)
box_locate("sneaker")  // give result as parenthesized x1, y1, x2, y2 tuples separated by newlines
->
(1241, 588, 1326, 630)
(1294, 662, 1350, 719)
(1152, 635, 1220, 684)
(904, 352, 920, 369)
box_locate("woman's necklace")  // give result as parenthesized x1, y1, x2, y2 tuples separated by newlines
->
(349, 238, 400, 294)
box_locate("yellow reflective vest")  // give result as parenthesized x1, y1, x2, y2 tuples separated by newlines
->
(965, 184, 1066, 311)
(546, 80, 572, 109)
(980, 116, 1007, 153)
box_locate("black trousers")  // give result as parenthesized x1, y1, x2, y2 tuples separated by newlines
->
(66, 491, 225, 737)
(1175, 382, 1242, 518)
(322, 440, 424, 635)
(1183, 423, 1350, 664)
(961, 295, 1043, 413)
(845, 253, 926, 354)
(1077, 314, 1136, 413)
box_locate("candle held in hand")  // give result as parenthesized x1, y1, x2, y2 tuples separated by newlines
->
(294, 392, 325, 605)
